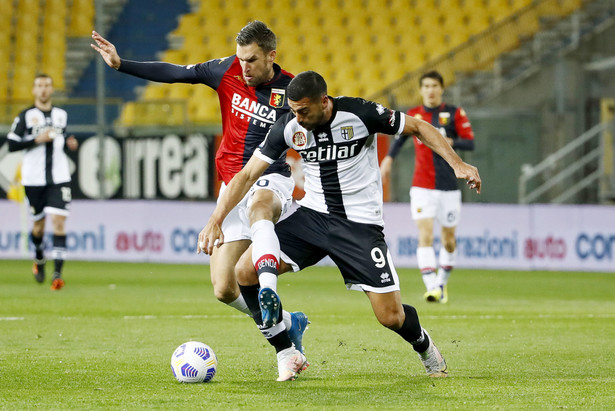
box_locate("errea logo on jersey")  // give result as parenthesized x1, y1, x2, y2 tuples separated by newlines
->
(231, 93, 277, 126)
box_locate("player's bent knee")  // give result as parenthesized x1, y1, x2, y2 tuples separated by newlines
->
(212, 286, 239, 304)
(235, 261, 258, 286)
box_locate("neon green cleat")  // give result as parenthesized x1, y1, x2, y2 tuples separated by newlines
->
(424, 288, 441, 303)
(440, 285, 448, 304)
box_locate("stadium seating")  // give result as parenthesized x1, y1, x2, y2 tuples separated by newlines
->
(129, 0, 587, 124)
(0, 0, 83, 102)
(0, 0, 584, 125)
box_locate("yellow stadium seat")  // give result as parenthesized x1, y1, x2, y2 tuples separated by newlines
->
(466, 8, 492, 32)
(173, 14, 205, 36)
(191, 100, 221, 124)
(11, 80, 35, 101)
(45, 0, 68, 13)
(69, 13, 93, 37)
(69, 0, 94, 36)
(44, 10, 67, 32)
(14, 47, 38, 67)
(163, 49, 188, 65)
(167, 84, 193, 100)
(118, 103, 137, 126)
(489, 0, 515, 23)
(142, 84, 169, 100)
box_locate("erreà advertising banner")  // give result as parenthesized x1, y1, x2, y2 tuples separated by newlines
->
(11, 134, 213, 201)
(0, 200, 613, 272)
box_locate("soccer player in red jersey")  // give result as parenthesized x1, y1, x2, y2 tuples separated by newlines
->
(92, 22, 308, 375)
(380, 71, 475, 304)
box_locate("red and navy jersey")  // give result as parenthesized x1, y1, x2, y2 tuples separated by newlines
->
(388, 103, 474, 191)
(118, 56, 293, 184)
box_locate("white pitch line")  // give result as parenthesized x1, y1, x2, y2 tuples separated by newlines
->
(0, 317, 24, 321)
(123, 314, 246, 320)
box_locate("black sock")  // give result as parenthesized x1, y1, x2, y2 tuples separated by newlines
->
(238, 283, 292, 353)
(31, 233, 44, 261)
(52, 234, 67, 275)
(54, 260, 64, 275)
(238, 284, 262, 325)
(394, 304, 430, 353)
(267, 331, 293, 353)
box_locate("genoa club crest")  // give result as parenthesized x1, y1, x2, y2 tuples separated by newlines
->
(269, 88, 286, 108)
(438, 112, 450, 125)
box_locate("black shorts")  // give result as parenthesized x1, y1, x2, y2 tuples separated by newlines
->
(276, 207, 400, 293)
(24, 183, 72, 220)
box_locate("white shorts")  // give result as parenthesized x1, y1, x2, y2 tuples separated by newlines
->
(220, 173, 295, 243)
(409, 186, 461, 227)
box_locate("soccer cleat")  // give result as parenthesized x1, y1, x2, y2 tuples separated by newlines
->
(276, 346, 309, 381)
(50, 274, 65, 291)
(418, 330, 448, 377)
(259, 287, 281, 328)
(424, 287, 441, 303)
(440, 284, 448, 304)
(288, 311, 310, 354)
(32, 259, 46, 283)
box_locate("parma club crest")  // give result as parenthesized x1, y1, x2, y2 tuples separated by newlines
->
(340, 126, 354, 140)
(269, 88, 286, 108)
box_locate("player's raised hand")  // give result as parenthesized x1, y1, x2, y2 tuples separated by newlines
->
(91, 30, 121, 70)
(197, 220, 225, 255)
(454, 162, 482, 194)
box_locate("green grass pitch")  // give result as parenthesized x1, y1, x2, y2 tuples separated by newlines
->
(1, 260, 614, 409)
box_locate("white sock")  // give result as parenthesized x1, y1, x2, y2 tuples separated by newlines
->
(282, 310, 292, 330)
(259, 321, 286, 339)
(251, 220, 280, 292)
(437, 248, 456, 286)
(227, 295, 252, 316)
(417, 246, 438, 291)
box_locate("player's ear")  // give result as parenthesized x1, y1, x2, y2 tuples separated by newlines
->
(268, 49, 276, 63)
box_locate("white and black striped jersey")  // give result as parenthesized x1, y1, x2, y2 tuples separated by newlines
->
(256, 97, 405, 226)
(7, 106, 70, 186)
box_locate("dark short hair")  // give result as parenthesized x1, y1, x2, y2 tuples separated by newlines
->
(34, 73, 53, 84)
(236, 20, 276, 52)
(419, 70, 444, 88)
(287, 71, 327, 102)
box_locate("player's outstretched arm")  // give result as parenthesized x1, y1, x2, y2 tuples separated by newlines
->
(197, 155, 271, 255)
(403, 114, 482, 193)
(91, 31, 121, 69)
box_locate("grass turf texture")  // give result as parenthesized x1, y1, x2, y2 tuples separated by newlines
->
(1, 260, 614, 410)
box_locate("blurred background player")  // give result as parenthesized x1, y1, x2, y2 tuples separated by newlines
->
(199, 71, 482, 380)
(7, 74, 78, 290)
(380, 70, 475, 304)
(91, 21, 308, 354)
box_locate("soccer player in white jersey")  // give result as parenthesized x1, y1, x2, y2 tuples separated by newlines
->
(198, 71, 482, 379)
(7, 74, 78, 290)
